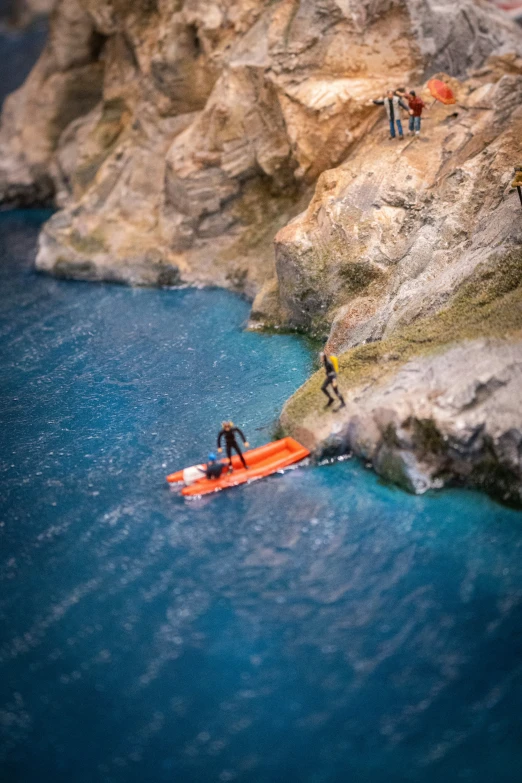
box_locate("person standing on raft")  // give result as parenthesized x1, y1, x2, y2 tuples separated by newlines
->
(218, 421, 249, 471)
(320, 352, 346, 409)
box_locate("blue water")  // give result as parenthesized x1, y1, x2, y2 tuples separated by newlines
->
(0, 14, 48, 100)
(2, 211, 522, 783)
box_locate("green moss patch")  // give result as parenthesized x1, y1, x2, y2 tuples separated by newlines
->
(338, 260, 386, 296)
(68, 229, 107, 255)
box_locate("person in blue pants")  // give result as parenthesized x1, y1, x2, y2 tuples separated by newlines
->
(373, 90, 410, 140)
(406, 91, 427, 137)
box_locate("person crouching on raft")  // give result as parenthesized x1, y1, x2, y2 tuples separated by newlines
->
(218, 421, 249, 471)
(198, 453, 225, 480)
(320, 352, 346, 408)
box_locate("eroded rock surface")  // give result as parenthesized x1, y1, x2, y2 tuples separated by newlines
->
(265, 60, 522, 340)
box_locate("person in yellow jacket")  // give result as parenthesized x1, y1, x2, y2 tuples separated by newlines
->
(320, 352, 345, 408)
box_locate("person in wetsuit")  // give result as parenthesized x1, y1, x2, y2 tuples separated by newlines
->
(320, 352, 346, 408)
(217, 421, 249, 471)
(198, 453, 225, 480)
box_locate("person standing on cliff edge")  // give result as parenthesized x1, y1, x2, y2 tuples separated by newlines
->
(406, 90, 427, 137)
(320, 352, 346, 409)
(373, 90, 410, 140)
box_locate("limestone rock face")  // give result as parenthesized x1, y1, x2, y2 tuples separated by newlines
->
(282, 338, 522, 507)
(0, 0, 519, 292)
(269, 59, 522, 341)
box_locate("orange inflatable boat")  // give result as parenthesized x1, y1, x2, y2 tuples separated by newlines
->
(166, 437, 310, 497)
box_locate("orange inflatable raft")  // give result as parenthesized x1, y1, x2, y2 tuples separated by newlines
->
(166, 437, 310, 497)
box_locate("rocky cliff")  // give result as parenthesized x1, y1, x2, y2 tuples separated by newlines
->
(0, 0, 518, 290)
(1, 0, 521, 503)
(275, 49, 522, 507)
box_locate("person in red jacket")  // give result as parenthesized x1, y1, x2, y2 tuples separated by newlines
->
(407, 90, 427, 137)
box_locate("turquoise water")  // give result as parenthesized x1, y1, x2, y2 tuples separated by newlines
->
(1, 211, 522, 783)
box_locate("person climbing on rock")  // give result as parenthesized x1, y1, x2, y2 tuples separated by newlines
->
(198, 453, 225, 480)
(218, 421, 249, 471)
(320, 352, 346, 409)
(406, 90, 427, 136)
(373, 90, 410, 140)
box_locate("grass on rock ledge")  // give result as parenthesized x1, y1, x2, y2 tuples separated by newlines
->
(283, 248, 522, 426)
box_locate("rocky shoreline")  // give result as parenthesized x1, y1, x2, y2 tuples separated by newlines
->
(282, 337, 522, 507)
(1, 0, 521, 504)
(280, 247, 522, 506)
